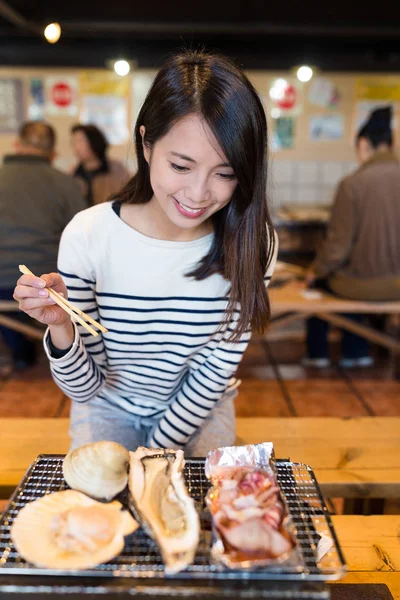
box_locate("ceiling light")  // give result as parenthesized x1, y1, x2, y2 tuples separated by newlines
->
(44, 22, 61, 44)
(114, 60, 130, 77)
(297, 66, 313, 83)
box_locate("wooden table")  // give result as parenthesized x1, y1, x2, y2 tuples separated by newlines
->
(269, 281, 400, 355)
(1, 417, 400, 501)
(330, 515, 400, 598)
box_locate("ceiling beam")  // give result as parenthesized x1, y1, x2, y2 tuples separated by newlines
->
(59, 20, 400, 38)
(0, 0, 41, 35)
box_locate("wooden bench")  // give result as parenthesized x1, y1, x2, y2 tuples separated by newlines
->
(0, 300, 43, 340)
(268, 281, 400, 355)
(1, 417, 399, 502)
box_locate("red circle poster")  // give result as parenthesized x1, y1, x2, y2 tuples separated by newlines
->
(51, 82, 73, 107)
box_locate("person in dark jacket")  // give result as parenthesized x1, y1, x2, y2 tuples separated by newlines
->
(0, 121, 86, 371)
(304, 106, 400, 368)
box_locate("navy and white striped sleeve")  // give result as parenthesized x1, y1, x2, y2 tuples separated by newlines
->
(43, 219, 107, 403)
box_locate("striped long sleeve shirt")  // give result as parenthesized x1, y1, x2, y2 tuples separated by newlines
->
(43, 202, 276, 449)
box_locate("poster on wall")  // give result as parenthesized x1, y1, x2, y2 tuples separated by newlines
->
(45, 76, 78, 116)
(268, 78, 303, 118)
(80, 71, 129, 97)
(308, 78, 341, 109)
(80, 71, 129, 145)
(309, 114, 344, 141)
(28, 79, 45, 120)
(355, 77, 400, 102)
(271, 117, 295, 151)
(0, 79, 23, 133)
(132, 72, 156, 126)
(81, 95, 128, 145)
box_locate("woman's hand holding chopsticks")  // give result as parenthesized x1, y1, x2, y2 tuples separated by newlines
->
(14, 272, 70, 327)
(13, 272, 75, 350)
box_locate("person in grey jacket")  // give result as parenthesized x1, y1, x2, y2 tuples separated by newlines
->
(0, 121, 86, 371)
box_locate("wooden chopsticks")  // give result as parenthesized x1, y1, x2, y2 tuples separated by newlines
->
(19, 265, 107, 338)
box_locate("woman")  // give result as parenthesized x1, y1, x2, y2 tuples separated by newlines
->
(14, 50, 277, 454)
(71, 124, 130, 206)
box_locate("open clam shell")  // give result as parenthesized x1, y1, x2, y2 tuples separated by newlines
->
(63, 441, 129, 501)
(11, 490, 138, 570)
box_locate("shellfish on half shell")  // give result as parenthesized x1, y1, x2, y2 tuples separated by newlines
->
(129, 447, 200, 574)
(11, 490, 138, 570)
(63, 441, 129, 501)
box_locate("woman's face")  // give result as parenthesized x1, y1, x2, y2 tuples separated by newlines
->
(141, 114, 238, 236)
(71, 130, 95, 163)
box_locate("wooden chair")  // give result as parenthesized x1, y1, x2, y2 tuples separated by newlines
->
(0, 300, 43, 340)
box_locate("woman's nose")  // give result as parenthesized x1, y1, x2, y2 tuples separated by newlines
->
(185, 178, 211, 205)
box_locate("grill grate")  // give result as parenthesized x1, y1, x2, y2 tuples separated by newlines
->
(0, 455, 346, 581)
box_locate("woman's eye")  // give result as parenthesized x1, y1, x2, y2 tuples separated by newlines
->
(171, 163, 189, 172)
(218, 173, 236, 180)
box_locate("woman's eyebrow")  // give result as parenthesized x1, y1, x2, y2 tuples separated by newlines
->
(170, 151, 231, 169)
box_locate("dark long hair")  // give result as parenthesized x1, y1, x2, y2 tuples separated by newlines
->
(113, 50, 275, 342)
(71, 124, 109, 162)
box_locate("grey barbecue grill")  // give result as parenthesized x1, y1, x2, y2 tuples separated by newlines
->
(0, 455, 346, 599)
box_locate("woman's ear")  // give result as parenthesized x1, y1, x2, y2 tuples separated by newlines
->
(140, 125, 150, 164)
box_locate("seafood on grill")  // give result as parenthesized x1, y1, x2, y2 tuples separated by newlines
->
(129, 447, 200, 574)
(11, 490, 138, 569)
(205, 444, 297, 569)
(63, 441, 129, 501)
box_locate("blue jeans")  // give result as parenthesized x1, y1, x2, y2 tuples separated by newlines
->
(68, 388, 238, 455)
(306, 278, 369, 360)
(0, 288, 37, 365)
(306, 315, 369, 360)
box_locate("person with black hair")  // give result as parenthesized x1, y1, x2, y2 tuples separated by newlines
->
(14, 51, 277, 453)
(71, 124, 130, 206)
(304, 106, 400, 368)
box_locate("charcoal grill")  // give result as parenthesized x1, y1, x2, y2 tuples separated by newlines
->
(0, 455, 346, 598)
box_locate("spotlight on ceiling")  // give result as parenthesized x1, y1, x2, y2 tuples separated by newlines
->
(296, 66, 313, 83)
(114, 60, 131, 77)
(44, 22, 61, 44)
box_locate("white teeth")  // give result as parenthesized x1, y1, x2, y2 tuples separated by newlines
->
(177, 200, 203, 214)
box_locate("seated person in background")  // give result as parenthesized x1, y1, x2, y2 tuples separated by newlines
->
(71, 124, 130, 206)
(0, 121, 86, 371)
(304, 106, 400, 368)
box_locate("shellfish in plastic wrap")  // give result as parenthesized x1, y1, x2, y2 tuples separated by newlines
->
(129, 447, 200, 574)
(63, 441, 129, 501)
(205, 443, 303, 570)
(11, 490, 138, 570)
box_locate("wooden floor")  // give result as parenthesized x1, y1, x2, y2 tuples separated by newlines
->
(1, 335, 400, 418)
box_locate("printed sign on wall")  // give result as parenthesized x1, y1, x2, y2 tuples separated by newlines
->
(80, 71, 129, 145)
(0, 79, 23, 133)
(29, 79, 45, 120)
(269, 78, 303, 118)
(45, 77, 78, 116)
(309, 114, 345, 141)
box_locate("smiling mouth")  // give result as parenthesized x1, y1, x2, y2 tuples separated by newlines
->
(174, 198, 209, 216)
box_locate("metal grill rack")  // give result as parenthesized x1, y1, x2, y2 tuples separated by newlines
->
(0, 455, 346, 582)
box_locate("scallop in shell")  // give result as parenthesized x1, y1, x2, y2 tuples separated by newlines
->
(11, 490, 138, 570)
(129, 447, 200, 574)
(63, 441, 129, 501)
